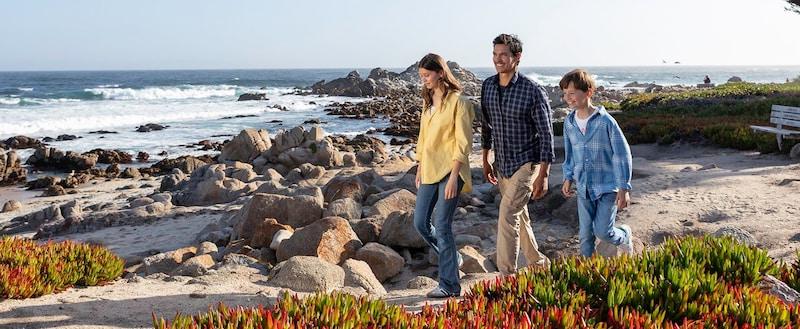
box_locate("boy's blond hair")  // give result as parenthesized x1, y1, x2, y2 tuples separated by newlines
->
(559, 69, 596, 92)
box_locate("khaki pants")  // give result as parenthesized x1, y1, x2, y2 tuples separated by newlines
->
(496, 162, 548, 274)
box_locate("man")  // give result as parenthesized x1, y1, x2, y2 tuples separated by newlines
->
(481, 34, 554, 275)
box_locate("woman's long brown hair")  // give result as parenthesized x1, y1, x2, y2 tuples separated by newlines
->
(418, 53, 462, 110)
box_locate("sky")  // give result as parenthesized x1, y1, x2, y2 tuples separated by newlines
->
(1, 0, 799, 71)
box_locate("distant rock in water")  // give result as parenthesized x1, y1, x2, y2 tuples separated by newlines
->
(311, 61, 482, 97)
(727, 76, 743, 83)
(88, 130, 118, 135)
(237, 92, 268, 101)
(1, 136, 43, 150)
(136, 123, 169, 133)
(42, 135, 80, 143)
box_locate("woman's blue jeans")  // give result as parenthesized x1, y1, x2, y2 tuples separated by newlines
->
(413, 174, 463, 294)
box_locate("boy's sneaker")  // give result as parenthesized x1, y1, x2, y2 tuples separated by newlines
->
(426, 286, 460, 298)
(619, 224, 635, 255)
(457, 252, 464, 269)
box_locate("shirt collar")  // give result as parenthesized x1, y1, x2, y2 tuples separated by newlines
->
(494, 72, 519, 87)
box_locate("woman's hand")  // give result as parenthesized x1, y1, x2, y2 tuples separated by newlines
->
(444, 175, 459, 200)
(415, 171, 421, 189)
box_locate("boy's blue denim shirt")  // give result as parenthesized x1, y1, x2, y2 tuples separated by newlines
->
(562, 106, 633, 200)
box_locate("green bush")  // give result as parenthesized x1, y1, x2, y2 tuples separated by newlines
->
(154, 236, 800, 329)
(0, 237, 124, 299)
(612, 82, 800, 153)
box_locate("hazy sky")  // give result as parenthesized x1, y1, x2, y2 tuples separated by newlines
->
(1, 0, 799, 70)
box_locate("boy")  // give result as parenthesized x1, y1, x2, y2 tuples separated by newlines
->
(560, 69, 634, 256)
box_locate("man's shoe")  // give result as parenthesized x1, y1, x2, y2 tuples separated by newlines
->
(426, 286, 460, 298)
(619, 224, 635, 255)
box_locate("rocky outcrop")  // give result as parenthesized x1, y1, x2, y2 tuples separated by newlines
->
(171, 164, 258, 206)
(136, 123, 168, 132)
(0, 149, 26, 186)
(219, 129, 271, 163)
(252, 126, 342, 171)
(1, 136, 43, 149)
(0, 200, 83, 236)
(26, 147, 97, 171)
(354, 242, 404, 282)
(83, 149, 133, 164)
(311, 61, 482, 97)
(231, 192, 324, 235)
(150, 156, 211, 176)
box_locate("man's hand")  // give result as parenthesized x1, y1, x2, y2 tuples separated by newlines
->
(531, 175, 548, 200)
(531, 162, 551, 200)
(561, 180, 575, 198)
(483, 160, 498, 185)
(616, 189, 631, 211)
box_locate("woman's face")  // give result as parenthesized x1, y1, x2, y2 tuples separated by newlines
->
(418, 67, 442, 90)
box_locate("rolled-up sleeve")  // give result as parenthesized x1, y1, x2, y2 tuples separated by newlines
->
(453, 98, 475, 162)
(532, 86, 555, 163)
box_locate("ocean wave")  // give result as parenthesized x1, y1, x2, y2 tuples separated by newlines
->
(84, 85, 238, 100)
(0, 97, 21, 105)
(97, 84, 120, 88)
(524, 72, 563, 86)
(17, 87, 34, 92)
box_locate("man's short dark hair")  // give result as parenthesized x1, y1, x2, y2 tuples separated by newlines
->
(493, 34, 522, 55)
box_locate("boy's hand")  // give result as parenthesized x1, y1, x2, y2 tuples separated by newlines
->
(483, 161, 498, 185)
(561, 180, 575, 198)
(616, 189, 631, 211)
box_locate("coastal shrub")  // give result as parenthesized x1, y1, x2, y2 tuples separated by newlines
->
(781, 250, 800, 293)
(0, 237, 124, 299)
(153, 236, 800, 328)
(613, 82, 800, 152)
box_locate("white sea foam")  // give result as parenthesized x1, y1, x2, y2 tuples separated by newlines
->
(0, 97, 21, 105)
(17, 87, 34, 92)
(85, 85, 238, 100)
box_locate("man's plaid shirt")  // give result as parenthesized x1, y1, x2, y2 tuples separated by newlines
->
(480, 72, 555, 178)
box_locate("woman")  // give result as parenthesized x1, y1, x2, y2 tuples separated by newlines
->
(413, 53, 474, 298)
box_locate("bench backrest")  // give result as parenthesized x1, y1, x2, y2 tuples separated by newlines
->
(771, 105, 800, 128)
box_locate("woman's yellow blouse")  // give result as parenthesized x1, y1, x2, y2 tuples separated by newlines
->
(416, 91, 475, 193)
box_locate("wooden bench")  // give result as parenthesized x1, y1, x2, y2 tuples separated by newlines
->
(751, 105, 800, 150)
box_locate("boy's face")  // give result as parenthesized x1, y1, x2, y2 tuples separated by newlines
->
(492, 44, 520, 74)
(563, 82, 593, 109)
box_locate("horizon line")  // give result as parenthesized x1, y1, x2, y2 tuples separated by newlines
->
(2, 63, 800, 73)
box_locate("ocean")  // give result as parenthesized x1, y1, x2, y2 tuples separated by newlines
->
(1, 66, 798, 162)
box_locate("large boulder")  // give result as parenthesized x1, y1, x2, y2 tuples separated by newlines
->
(362, 189, 416, 219)
(323, 176, 367, 203)
(219, 129, 272, 163)
(150, 156, 210, 175)
(310, 71, 366, 97)
(2, 200, 22, 213)
(0, 150, 26, 186)
(378, 211, 427, 248)
(248, 218, 294, 249)
(232, 193, 324, 234)
(324, 198, 362, 220)
(268, 256, 345, 292)
(341, 259, 386, 295)
(276, 216, 362, 264)
(459, 245, 497, 273)
(354, 242, 404, 282)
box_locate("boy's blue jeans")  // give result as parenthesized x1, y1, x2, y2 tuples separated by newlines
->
(413, 174, 463, 294)
(578, 191, 628, 257)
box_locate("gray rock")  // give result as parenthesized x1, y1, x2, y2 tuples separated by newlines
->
(378, 211, 427, 248)
(219, 129, 272, 163)
(758, 274, 800, 304)
(407, 276, 438, 289)
(341, 259, 386, 295)
(268, 256, 345, 292)
(712, 227, 758, 246)
(276, 216, 362, 264)
(2, 200, 22, 213)
(324, 197, 362, 220)
(362, 189, 416, 219)
(354, 242, 404, 282)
